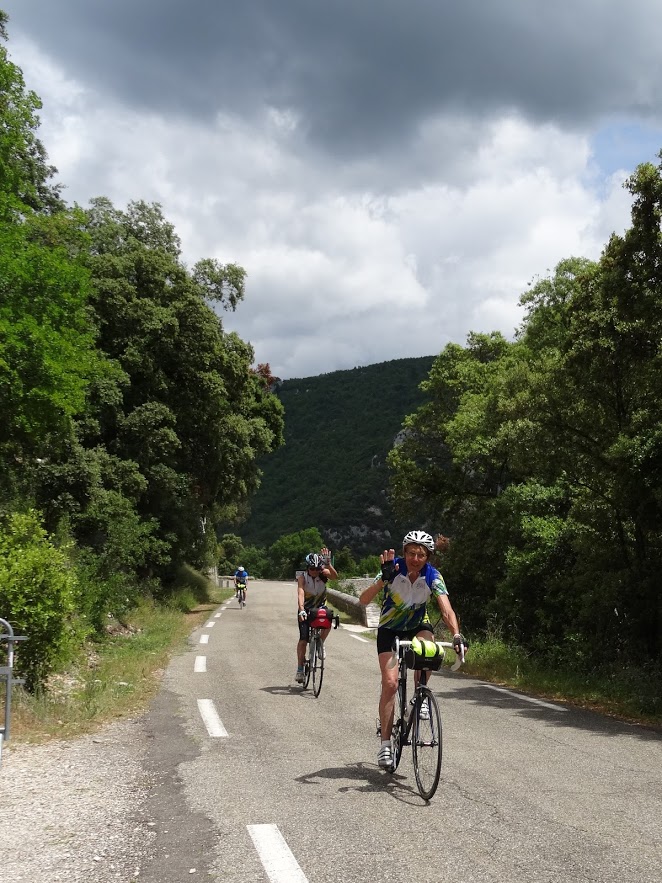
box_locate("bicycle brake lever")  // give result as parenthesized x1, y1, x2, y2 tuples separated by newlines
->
(450, 645, 465, 672)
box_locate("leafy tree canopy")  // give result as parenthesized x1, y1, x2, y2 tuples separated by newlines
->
(0, 12, 63, 216)
(389, 156, 662, 667)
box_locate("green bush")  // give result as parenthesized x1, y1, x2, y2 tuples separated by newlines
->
(155, 563, 215, 612)
(74, 551, 142, 633)
(0, 510, 81, 691)
(168, 563, 214, 604)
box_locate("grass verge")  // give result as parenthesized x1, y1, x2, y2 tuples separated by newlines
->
(8, 581, 234, 744)
(458, 635, 662, 729)
(338, 604, 662, 729)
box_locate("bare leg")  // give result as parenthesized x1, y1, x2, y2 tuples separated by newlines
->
(297, 639, 307, 667)
(378, 651, 398, 740)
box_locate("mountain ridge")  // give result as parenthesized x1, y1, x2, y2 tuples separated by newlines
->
(239, 355, 436, 554)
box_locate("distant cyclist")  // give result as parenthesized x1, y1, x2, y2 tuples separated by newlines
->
(234, 565, 249, 604)
(295, 548, 338, 683)
(359, 530, 466, 770)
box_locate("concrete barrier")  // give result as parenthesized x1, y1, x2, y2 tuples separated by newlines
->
(327, 584, 380, 628)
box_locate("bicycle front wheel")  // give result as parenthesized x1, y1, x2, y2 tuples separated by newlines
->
(312, 635, 324, 697)
(390, 672, 407, 772)
(412, 686, 442, 800)
(302, 640, 312, 690)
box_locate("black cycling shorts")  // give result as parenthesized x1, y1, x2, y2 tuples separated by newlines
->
(377, 624, 433, 655)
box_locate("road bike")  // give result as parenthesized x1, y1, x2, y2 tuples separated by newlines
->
(301, 607, 340, 697)
(235, 582, 246, 608)
(385, 637, 464, 800)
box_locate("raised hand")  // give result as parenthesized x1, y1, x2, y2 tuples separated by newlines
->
(380, 549, 397, 582)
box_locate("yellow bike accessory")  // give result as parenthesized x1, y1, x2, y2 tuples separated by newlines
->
(405, 637, 444, 670)
(411, 637, 443, 658)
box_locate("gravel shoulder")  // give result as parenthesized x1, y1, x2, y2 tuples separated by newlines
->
(0, 718, 155, 883)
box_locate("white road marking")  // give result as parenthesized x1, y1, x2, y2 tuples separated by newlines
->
(194, 656, 206, 673)
(200, 633, 209, 644)
(350, 634, 369, 643)
(205, 621, 215, 628)
(197, 699, 229, 737)
(247, 824, 309, 883)
(481, 684, 567, 711)
(214, 611, 222, 618)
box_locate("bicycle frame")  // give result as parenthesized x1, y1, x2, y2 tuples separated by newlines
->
(389, 639, 427, 762)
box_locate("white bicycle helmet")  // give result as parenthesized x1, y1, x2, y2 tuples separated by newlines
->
(305, 552, 323, 569)
(402, 530, 435, 553)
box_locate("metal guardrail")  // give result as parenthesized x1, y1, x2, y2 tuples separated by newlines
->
(0, 617, 27, 768)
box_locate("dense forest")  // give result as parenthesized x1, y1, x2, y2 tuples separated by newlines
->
(237, 356, 434, 555)
(388, 185, 662, 671)
(0, 13, 283, 689)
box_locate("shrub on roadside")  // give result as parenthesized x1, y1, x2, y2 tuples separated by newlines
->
(0, 510, 83, 691)
(159, 563, 215, 611)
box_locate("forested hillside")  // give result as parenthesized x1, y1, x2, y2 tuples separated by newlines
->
(238, 357, 434, 555)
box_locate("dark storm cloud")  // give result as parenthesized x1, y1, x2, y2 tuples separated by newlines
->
(5, 0, 662, 157)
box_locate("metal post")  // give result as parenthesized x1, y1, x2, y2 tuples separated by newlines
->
(0, 617, 27, 768)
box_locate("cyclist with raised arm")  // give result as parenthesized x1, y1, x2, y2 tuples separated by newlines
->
(234, 565, 249, 604)
(295, 547, 338, 683)
(359, 530, 466, 770)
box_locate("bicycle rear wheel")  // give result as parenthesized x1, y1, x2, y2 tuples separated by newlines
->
(412, 686, 442, 800)
(390, 672, 407, 772)
(312, 635, 324, 696)
(238, 588, 245, 608)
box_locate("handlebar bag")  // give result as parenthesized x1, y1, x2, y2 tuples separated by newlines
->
(404, 637, 444, 671)
(309, 606, 333, 629)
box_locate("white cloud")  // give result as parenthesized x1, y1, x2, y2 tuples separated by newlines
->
(9, 34, 639, 380)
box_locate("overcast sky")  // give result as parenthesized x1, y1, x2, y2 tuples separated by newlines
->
(4, 1, 662, 379)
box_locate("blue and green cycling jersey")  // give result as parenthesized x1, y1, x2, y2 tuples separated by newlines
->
(378, 557, 448, 631)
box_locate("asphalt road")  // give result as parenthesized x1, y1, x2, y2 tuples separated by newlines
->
(139, 579, 662, 883)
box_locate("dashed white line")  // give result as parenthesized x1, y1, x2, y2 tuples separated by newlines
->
(481, 684, 567, 711)
(199, 633, 209, 644)
(205, 621, 215, 628)
(247, 824, 309, 883)
(194, 656, 206, 673)
(197, 699, 229, 737)
(350, 634, 369, 643)
(214, 611, 222, 618)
